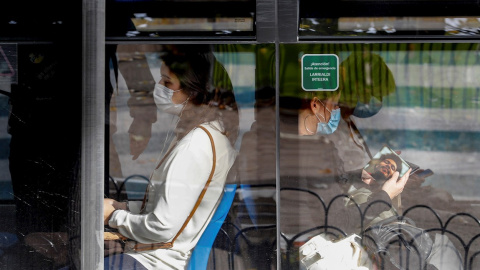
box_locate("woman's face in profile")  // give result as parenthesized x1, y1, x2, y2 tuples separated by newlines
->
(160, 62, 189, 105)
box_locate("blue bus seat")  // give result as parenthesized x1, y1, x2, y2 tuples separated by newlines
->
(187, 184, 237, 270)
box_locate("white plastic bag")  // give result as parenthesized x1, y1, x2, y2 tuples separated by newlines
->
(299, 234, 372, 270)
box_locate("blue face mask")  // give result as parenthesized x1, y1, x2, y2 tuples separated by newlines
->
(353, 96, 382, 118)
(315, 107, 341, 135)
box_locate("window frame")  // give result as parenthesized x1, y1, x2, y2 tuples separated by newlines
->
(86, 0, 276, 268)
(86, 0, 480, 269)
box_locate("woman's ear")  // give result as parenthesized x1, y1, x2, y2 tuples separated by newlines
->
(310, 97, 320, 114)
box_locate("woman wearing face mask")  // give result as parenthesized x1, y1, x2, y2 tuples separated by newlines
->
(280, 62, 408, 229)
(280, 95, 415, 270)
(298, 92, 341, 136)
(279, 89, 347, 242)
(103, 45, 239, 270)
(277, 88, 343, 191)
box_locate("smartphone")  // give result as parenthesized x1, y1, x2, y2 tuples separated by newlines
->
(412, 169, 434, 178)
(406, 161, 420, 175)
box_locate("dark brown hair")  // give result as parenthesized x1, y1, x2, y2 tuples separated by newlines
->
(160, 45, 239, 146)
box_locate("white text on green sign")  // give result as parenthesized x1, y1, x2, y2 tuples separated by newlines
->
(301, 54, 339, 91)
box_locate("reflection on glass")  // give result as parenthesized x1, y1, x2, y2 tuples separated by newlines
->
(106, 44, 276, 269)
(0, 43, 82, 269)
(300, 17, 480, 36)
(131, 16, 254, 33)
(298, 0, 480, 37)
(106, 0, 255, 38)
(280, 43, 480, 269)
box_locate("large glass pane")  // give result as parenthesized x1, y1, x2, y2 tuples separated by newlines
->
(104, 43, 276, 269)
(279, 43, 480, 269)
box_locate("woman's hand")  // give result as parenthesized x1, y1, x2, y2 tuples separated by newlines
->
(104, 199, 116, 225)
(104, 198, 129, 225)
(381, 168, 411, 199)
(104, 198, 128, 211)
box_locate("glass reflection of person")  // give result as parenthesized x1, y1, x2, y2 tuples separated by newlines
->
(107, 44, 159, 181)
(117, 45, 158, 162)
(299, 91, 341, 136)
(297, 52, 411, 209)
(287, 70, 413, 270)
(297, 52, 462, 270)
(103, 45, 239, 270)
(296, 90, 410, 202)
(279, 89, 349, 246)
(284, 54, 411, 235)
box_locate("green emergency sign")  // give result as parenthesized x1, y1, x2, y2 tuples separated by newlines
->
(301, 54, 339, 91)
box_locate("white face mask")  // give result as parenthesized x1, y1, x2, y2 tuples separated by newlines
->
(153, 83, 187, 116)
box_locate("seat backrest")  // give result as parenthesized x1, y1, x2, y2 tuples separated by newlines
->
(121, 175, 150, 201)
(187, 184, 237, 270)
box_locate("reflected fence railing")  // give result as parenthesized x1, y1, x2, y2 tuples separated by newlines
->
(108, 176, 480, 270)
(280, 187, 480, 270)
